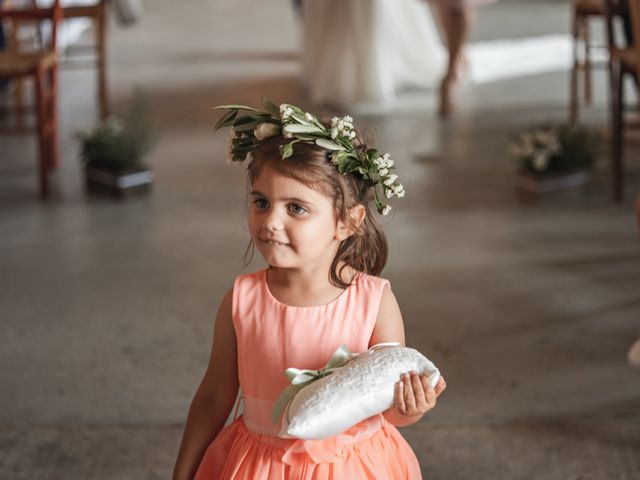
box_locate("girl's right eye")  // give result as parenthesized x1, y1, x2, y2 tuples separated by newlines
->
(253, 198, 269, 209)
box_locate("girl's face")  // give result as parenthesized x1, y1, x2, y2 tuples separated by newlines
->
(248, 165, 350, 272)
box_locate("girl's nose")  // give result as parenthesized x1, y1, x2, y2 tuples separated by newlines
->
(264, 211, 284, 232)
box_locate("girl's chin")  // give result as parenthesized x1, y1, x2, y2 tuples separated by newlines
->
(257, 250, 294, 268)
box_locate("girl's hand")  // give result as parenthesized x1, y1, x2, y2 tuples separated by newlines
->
(393, 372, 446, 417)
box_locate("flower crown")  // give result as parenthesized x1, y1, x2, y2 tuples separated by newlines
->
(214, 98, 404, 215)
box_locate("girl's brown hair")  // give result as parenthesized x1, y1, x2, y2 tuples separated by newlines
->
(246, 136, 388, 288)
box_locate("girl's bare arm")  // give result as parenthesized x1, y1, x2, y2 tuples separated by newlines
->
(173, 289, 239, 480)
(370, 286, 446, 428)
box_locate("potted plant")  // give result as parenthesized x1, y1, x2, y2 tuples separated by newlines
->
(78, 93, 154, 197)
(509, 123, 599, 194)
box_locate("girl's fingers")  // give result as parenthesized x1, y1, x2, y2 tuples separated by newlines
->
(435, 376, 447, 397)
(403, 373, 416, 410)
(419, 374, 431, 405)
(396, 372, 444, 416)
(412, 372, 427, 407)
(425, 381, 437, 406)
(395, 380, 406, 414)
(418, 374, 436, 409)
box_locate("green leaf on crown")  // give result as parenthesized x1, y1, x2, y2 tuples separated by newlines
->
(233, 120, 261, 132)
(214, 109, 238, 131)
(213, 104, 259, 111)
(284, 124, 324, 134)
(280, 140, 301, 159)
(294, 134, 322, 141)
(261, 97, 280, 116)
(366, 149, 380, 161)
(248, 113, 275, 122)
(290, 114, 318, 127)
(233, 115, 257, 125)
(315, 139, 346, 151)
(337, 158, 361, 174)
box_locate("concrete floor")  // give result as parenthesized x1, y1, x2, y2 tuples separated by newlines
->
(1, 0, 640, 479)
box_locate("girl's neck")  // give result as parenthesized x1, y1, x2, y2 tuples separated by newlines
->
(266, 264, 356, 307)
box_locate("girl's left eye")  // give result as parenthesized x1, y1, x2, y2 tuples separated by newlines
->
(288, 203, 308, 215)
(253, 198, 269, 209)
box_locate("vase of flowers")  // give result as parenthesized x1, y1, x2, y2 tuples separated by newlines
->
(510, 123, 599, 193)
(78, 93, 154, 197)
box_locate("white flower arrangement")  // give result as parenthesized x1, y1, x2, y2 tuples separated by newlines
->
(510, 123, 598, 176)
(214, 98, 405, 215)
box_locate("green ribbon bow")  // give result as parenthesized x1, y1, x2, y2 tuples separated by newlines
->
(271, 344, 354, 425)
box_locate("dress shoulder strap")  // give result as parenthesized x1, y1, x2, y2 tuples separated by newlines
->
(231, 269, 265, 329)
(346, 273, 391, 347)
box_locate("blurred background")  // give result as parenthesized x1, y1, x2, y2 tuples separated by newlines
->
(1, 0, 639, 478)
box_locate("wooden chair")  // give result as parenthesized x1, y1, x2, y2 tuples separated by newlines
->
(570, 0, 607, 124)
(603, 0, 640, 202)
(7, 0, 109, 119)
(0, 0, 61, 197)
(62, 0, 109, 119)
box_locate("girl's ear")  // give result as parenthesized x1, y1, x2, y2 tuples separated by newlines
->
(335, 205, 366, 241)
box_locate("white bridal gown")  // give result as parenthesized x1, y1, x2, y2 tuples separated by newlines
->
(302, 0, 445, 107)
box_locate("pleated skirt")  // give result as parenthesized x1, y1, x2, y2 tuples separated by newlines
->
(194, 418, 422, 480)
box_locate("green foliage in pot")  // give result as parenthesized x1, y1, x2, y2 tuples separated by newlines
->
(79, 93, 152, 171)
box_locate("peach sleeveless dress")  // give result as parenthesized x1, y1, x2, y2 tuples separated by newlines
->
(194, 269, 422, 479)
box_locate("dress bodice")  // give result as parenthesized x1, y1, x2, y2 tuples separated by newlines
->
(232, 269, 389, 436)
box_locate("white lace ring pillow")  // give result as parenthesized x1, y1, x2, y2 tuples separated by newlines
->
(280, 345, 440, 440)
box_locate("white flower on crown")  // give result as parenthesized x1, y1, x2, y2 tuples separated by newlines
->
(254, 122, 281, 140)
(381, 205, 392, 216)
(383, 174, 398, 187)
(330, 115, 355, 139)
(280, 104, 294, 120)
(305, 112, 314, 122)
(374, 153, 394, 171)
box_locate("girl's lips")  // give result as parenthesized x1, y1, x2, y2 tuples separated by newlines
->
(261, 238, 289, 246)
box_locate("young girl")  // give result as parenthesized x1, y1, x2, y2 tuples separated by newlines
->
(173, 101, 446, 480)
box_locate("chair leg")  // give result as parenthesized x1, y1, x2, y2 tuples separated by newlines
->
(610, 60, 624, 203)
(35, 67, 49, 198)
(47, 65, 59, 170)
(570, 12, 581, 124)
(96, 2, 109, 119)
(584, 16, 593, 105)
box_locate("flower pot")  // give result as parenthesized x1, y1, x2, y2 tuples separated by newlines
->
(85, 164, 154, 198)
(516, 169, 590, 194)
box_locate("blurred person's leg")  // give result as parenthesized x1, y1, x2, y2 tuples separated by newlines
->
(435, 4, 471, 117)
